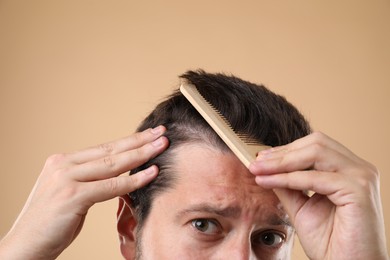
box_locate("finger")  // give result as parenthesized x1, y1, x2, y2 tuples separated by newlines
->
(67, 125, 166, 164)
(84, 165, 159, 203)
(250, 140, 355, 175)
(257, 132, 362, 166)
(255, 170, 354, 206)
(271, 188, 309, 224)
(272, 188, 333, 229)
(71, 136, 168, 182)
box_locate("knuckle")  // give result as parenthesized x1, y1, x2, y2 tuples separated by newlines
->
(59, 183, 80, 201)
(308, 142, 325, 156)
(53, 167, 69, 177)
(365, 162, 379, 178)
(104, 178, 120, 195)
(45, 153, 67, 167)
(310, 131, 328, 145)
(103, 156, 116, 169)
(364, 165, 380, 183)
(45, 167, 73, 186)
(353, 167, 380, 192)
(134, 129, 155, 145)
(355, 175, 374, 192)
(99, 142, 114, 155)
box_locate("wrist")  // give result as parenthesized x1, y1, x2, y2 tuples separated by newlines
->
(0, 229, 59, 260)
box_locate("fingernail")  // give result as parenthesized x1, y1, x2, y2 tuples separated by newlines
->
(151, 125, 165, 135)
(249, 161, 264, 175)
(152, 137, 163, 147)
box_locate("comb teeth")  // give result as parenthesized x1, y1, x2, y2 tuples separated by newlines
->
(195, 86, 258, 146)
(195, 86, 232, 127)
(180, 83, 270, 168)
(236, 133, 259, 145)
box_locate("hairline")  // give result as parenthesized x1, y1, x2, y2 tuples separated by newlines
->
(132, 139, 231, 220)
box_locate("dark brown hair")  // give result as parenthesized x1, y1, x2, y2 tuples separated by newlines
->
(129, 70, 311, 227)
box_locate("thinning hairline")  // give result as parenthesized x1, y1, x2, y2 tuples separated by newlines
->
(131, 136, 233, 228)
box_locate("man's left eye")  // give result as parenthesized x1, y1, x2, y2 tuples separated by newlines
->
(253, 231, 285, 247)
(191, 219, 221, 235)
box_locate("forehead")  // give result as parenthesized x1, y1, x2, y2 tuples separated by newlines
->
(168, 143, 284, 220)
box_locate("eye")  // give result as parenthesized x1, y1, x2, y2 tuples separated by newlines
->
(253, 231, 285, 248)
(191, 219, 221, 235)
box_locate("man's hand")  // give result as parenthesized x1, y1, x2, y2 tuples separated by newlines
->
(0, 126, 168, 260)
(249, 132, 388, 260)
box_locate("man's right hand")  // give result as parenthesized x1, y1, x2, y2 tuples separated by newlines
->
(0, 126, 168, 260)
(250, 132, 388, 260)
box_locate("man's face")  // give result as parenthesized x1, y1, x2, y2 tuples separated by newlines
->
(131, 143, 294, 259)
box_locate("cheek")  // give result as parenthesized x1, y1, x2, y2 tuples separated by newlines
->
(138, 203, 193, 259)
(139, 207, 219, 259)
(139, 222, 213, 259)
(138, 217, 174, 258)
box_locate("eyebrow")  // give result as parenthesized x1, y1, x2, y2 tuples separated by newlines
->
(267, 213, 293, 227)
(176, 203, 293, 228)
(176, 203, 242, 220)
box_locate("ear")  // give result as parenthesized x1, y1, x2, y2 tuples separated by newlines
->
(117, 195, 138, 260)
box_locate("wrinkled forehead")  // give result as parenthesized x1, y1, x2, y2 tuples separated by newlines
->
(169, 142, 286, 221)
(171, 142, 262, 189)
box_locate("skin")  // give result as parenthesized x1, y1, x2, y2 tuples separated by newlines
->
(0, 128, 388, 259)
(0, 125, 169, 260)
(117, 143, 294, 259)
(250, 132, 388, 260)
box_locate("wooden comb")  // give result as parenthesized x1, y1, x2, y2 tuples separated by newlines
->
(180, 83, 270, 168)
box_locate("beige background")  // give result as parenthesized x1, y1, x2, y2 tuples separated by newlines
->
(0, 1, 389, 259)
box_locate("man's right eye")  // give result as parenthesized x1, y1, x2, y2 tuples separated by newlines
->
(191, 219, 221, 235)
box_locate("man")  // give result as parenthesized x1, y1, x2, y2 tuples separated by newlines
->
(0, 71, 388, 259)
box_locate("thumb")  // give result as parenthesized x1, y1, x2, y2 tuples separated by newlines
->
(272, 188, 308, 225)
